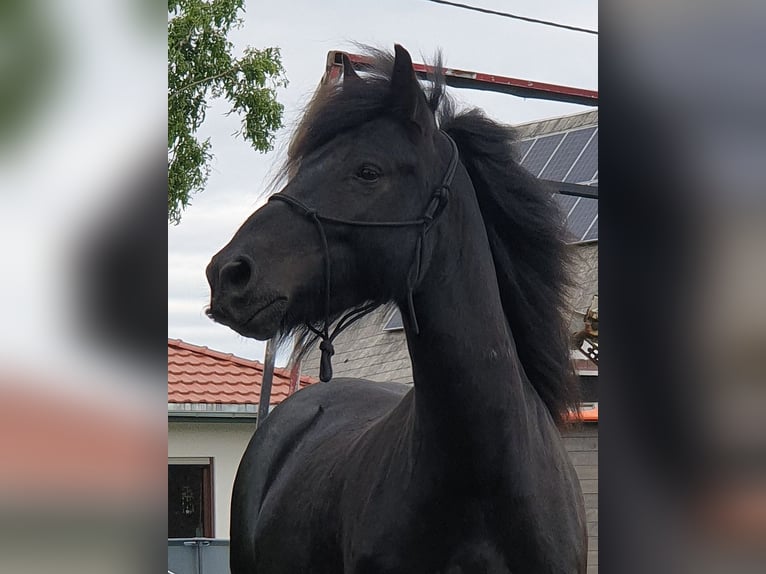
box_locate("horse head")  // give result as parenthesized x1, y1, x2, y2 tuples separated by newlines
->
(206, 45, 455, 343)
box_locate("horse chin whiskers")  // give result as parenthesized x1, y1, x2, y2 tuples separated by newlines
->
(204, 304, 225, 324)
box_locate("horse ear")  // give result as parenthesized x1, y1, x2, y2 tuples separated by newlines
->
(390, 44, 433, 134)
(341, 53, 362, 85)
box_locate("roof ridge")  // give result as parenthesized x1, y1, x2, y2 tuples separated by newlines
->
(169, 338, 271, 372)
(168, 338, 314, 385)
(514, 108, 598, 129)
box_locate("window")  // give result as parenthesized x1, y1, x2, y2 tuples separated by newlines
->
(168, 459, 213, 538)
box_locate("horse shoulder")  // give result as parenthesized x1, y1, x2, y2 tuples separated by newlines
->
(232, 379, 410, 573)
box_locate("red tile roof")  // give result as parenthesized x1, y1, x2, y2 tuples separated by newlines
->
(168, 339, 316, 405)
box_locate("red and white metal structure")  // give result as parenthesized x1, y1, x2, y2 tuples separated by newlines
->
(324, 50, 598, 107)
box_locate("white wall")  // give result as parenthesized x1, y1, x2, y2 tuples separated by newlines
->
(168, 420, 256, 538)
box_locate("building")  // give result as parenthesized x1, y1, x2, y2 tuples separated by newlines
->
(167, 338, 315, 539)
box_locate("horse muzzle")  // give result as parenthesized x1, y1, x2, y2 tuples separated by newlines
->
(206, 253, 288, 340)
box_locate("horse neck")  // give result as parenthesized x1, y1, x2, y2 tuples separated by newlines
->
(402, 174, 545, 466)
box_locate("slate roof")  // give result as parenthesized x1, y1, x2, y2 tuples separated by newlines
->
(168, 339, 315, 405)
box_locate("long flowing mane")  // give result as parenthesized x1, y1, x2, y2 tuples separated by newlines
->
(279, 47, 578, 422)
(439, 107, 579, 421)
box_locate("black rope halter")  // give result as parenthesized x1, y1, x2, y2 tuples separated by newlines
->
(268, 131, 460, 382)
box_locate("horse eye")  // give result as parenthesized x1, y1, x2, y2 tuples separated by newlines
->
(356, 166, 380, 182)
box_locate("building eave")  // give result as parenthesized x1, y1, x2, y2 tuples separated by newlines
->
(168, 402, 259, 421)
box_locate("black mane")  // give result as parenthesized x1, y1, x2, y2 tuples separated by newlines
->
(440, 107, 579, 421)
(280, 46, 578, 422)
(278, 47, 443, 183)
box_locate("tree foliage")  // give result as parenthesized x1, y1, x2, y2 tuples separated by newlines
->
(168, 0, 287, 223)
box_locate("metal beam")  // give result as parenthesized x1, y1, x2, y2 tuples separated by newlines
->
(327, 51, 598, 107)
(544, 180, 598, 200)
(256, 338, 276, 429)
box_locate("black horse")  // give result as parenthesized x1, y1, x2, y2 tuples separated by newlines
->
(207, 45, 586, 574)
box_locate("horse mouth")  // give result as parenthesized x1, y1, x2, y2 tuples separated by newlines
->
(245, 297, 287, 327)
(209, 297, 288, 340)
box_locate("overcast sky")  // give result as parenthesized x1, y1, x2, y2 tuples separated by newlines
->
(168, 0, 598, 364)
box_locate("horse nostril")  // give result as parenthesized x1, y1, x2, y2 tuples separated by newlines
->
(219, 256, 253, 291)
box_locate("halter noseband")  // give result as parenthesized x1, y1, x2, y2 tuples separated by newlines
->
(268, 131, 460, 382)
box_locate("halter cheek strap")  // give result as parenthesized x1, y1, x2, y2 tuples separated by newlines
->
(269, 131, 459, 382)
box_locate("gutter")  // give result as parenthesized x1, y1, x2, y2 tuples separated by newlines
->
(167, 402, 277, 421)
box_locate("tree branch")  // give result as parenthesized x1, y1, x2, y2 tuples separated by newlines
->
(169, 65, 239, 98)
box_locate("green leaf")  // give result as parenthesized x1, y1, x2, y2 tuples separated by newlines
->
(167, 0, 287, 223)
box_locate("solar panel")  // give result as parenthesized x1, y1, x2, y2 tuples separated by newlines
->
(582, 215, 598, 242)
(567, 198, 598, 241)
(521, 128, 598, 241)
(564, 130, 598, 184)
(514, 139, 534, 161)
(539, 127, 596, 181)
(513, 118, 599, 243)
(520, 133, 565, 176)
(555, 193, 579, 216)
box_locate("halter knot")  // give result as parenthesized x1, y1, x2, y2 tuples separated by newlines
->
(318, 339, 335, 382)
(319, 339, 335, 355)
(424, 186, 449, 223)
